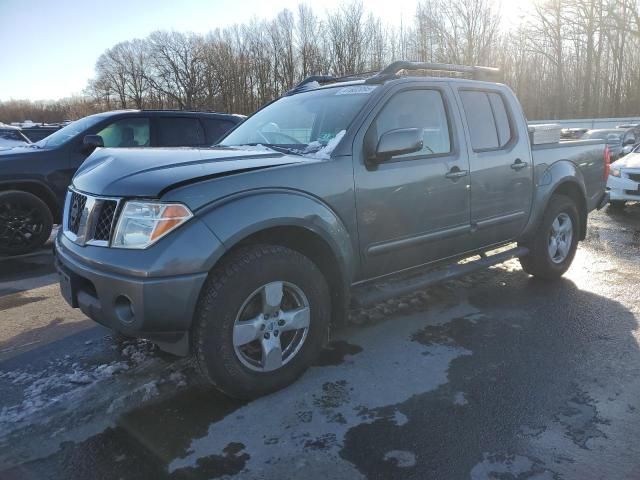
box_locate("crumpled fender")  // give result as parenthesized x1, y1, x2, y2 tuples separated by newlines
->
(197, 188, 355, 286)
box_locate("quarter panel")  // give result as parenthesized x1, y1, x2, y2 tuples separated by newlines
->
(520, 160, 588, 240)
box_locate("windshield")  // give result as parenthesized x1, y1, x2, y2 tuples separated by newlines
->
(220, 84, 378, 155)
(35, 115, 104, 148)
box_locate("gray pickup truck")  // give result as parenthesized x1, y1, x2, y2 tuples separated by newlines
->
(55, 62, 609, 398)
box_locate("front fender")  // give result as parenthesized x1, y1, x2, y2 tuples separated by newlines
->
(520, 160, 587, 241)
(197, 189, 355, 283)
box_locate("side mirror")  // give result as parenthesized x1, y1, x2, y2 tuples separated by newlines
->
(374, 128, 424, 162)
(82, 134, 104, 153)
(622, 144, 634, 155)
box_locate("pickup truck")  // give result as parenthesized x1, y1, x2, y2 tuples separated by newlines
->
(55, 62, 609, 398)
(0, 110, 243, 255)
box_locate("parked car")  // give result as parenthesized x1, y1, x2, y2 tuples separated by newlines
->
(55, 61, 608, 398)
(560, 127, 588, 140)
(606, 143, 640, 209)
(0, 124, 31, 149)
(21, 125, 62, 142)
(0, 110, 244, 255)
(582, 128, 637, 160)
(616, 123, 640, 138)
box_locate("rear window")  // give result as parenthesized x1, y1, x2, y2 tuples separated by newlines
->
(155, 118, 205, 147)
(459, 90, 513, 151)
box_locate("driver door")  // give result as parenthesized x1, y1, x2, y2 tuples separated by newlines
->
(354, 84, 471, 279)
(68, 117, 150, 174)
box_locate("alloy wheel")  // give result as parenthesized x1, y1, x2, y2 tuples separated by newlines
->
(232, 281, 311, 372)
(0, 201, 46, 251)
(548, 212, 573, 264)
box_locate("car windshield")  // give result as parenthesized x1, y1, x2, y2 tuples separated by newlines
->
(219, 84, 378, 156)
(35, 115, 104, 148)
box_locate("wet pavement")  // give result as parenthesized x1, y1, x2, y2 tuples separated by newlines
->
(1, 207, 639, 479)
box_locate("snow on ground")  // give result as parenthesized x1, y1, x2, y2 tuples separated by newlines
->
(0, 335, 198, 466)
(0, 337, 183, 436)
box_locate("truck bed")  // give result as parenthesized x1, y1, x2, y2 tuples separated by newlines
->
(531, 138, 606, 211)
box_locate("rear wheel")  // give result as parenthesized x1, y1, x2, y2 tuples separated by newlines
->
(519, 194, 579, 279)
(192, 245, 330, 399)
(0, 190, 53, 256)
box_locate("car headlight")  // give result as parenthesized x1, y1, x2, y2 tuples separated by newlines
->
(112, 201, 193, 249)
(610, 168, 621, 177)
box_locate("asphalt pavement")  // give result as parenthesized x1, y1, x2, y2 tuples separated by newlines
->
(1, 206, 639, 479)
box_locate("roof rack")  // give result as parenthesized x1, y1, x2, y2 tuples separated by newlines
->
(365, 61, 500, 83)
(286, 61, 501, 95)
(286, 75, 337, 95)
(286, 71, 382, 95)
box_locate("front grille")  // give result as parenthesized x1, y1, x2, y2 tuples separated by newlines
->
(626, 173, 640, 182)
(94, 200, 117, 241)
(68, 191, 87, 234)
(64, 190, 120, 246)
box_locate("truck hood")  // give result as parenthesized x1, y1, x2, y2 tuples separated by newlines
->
(612, 152, 640, 169)
(72, 146, 312, 197)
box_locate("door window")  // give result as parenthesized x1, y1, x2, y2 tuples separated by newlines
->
(459, 90, 513, 151)
(156, 117, 205, 147)
(96, 118, 150, 148)
(371, 89, 451, 159)
(203, 118, 237, 144)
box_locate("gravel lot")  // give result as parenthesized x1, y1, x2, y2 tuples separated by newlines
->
(1, 206, 639, 479)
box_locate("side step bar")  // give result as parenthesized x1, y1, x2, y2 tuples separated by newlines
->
(351, 246, 529, 308)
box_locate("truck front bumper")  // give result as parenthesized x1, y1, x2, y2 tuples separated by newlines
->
(54, 221, 223, 355)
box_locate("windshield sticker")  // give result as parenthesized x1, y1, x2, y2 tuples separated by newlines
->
(336, 85, 377, 95)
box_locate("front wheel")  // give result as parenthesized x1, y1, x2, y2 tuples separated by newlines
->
(519, 194, 579, 280)
(0, 190, 53, 256)
(192, 245, 331, 399)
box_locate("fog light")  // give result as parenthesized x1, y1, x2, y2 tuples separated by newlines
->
(114, 295, 135, 324)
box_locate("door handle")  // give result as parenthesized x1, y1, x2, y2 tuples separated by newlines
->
(445, 167, 469, 180)
(511, 159, 528, 170)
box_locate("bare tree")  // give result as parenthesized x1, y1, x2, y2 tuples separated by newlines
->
(10, 0, 640, 124)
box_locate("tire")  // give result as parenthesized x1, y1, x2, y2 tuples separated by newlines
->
(192, 244, 331, 399)
(519, 194, 579, 280)
(0, 190, 53, 256)
(609, 200, 626, 210)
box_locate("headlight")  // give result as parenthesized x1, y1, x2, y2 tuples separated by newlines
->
(610, 168, 621, 177)
(112, 201, 193, 249)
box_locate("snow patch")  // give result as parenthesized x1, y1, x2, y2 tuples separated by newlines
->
(0, 338, 157, 433)
(304, 130, 346, 159)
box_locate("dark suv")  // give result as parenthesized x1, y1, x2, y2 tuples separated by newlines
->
(0, 110, 244, 255)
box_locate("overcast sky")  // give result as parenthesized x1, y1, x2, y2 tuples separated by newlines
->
(0, 0, 526, 101)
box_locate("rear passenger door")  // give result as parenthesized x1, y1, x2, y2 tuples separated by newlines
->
(456, 88, 533, 248)
(152, 117, 206, 147)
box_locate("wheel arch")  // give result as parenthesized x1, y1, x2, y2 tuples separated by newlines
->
(0, 180, 61, 222)
(198, 190, 356, 328)
(521, 161, 589, 241)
